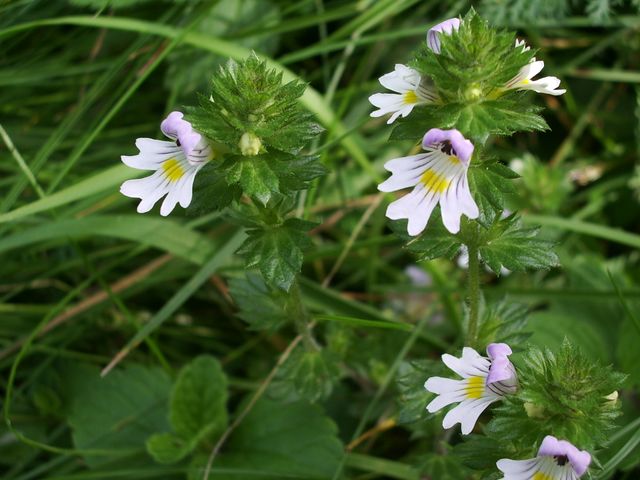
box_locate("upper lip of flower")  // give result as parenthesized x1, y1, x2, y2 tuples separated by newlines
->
(160, 111, 204, 159)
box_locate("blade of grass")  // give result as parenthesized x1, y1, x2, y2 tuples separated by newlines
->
(524, 214, 640, 250)
(100, 229, 245, 375)
(0, 15, 374, 182)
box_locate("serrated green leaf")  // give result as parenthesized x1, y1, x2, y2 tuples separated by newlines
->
(479, 215, 559, 274)
(146, 433, 192, 465)
(419, 453, 471, 479)
(61, 363, 172, 468)
(396, 359, 440, 424)
(188, 56, 321, 156)
(170, 355, 228, 440)
(391, 214, 463, 261)
(468, 162, 516, 225)
(270, 349, 341, 403)
(237, 218, 313, 291)
(273, 153, 328, 192)
(213, 399, 344, 480)
(228, 158, 280, 205)
(190, 162, 242, 214)
(228, 272, 289, 331)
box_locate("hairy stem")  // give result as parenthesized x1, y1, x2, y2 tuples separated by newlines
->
(289, 279, 319, 351)
(466, 237, 481, 347)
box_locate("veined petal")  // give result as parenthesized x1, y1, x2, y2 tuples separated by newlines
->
(442, 396, 497, 434)
(378, 64, 420, 92)
(121, 112, 213, 215)
(427, 18, 461, 53)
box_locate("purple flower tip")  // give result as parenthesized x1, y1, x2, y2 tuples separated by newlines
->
(427, 18, 461, 53)
(538, 436, 591, 476)
(160, 111, 202, 157)
(486, 343, 513, 384)
(422, 128, 474, 165)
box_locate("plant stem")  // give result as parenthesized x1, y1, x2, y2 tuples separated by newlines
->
(466, 238, 481, 348)
(289, 279, 319, 352)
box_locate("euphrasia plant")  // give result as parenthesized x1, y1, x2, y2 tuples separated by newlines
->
(370, 9, 624, 479)
(119, 55, 332, 403)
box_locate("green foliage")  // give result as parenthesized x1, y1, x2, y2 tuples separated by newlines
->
(468, 159, 518, 225)
(407, 9, 545, 141)
(190, 163, 242, 213)
(62, 363, 172, 467)
(478, 214, 559, 274)
(147, 356, 228, 465)
(418, 452, 472, 479)
(193, 399, 344, 480)
(69, 0, 152, 8)
(391, 213, 463, 261)
(228, 272, 290, 331)
(488, 340, 625, 451)
(477, 299, 530, 347)
(270, 348, 341, 403)
(396, 359, 440, 424)
(237, 217, 314, 291)
(509, 154, 574, 214)
(481, 0, 639, 24)
(187, 56, 324, 205)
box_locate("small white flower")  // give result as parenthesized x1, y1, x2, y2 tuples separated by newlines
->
(120, 111, 213, 216)
(369, 64, 438, 124)
(424, 343, 517, 434)
(504, 40, 565, 96)
(504, 60, 566, 96)
(497, 435, 591, 480)
(378, 128, 479, 236)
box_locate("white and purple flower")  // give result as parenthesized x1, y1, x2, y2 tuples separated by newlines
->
(427, 18, 461, 53)
(504, 39, 566, 96)
(368, 64, 438, 124)
(120, 111, 214, 216)
(497, 435, 591, 480)
(424, 343, 517, 434)
(378, 128, 479, 236)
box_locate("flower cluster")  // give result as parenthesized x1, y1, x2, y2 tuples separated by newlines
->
(370, 17, 565, 236)
(425, 344, 593, 479)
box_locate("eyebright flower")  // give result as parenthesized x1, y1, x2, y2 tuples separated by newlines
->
(368, 64, 438, 124)
(427, 18, 460, 53)
(497, 435, 591, 480)
(504, 40, 565, 96)
(378, 128, 479, 236)
(424, 343, 517, 434)
(120, 111, 213, 216)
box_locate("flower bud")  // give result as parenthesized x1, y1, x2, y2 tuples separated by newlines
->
(239, 132, 262, 156)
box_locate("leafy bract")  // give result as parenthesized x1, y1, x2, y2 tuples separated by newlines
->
(237, 218, 314, 291)
(228, 272, 290, 331)
(478, 214, 559, 274)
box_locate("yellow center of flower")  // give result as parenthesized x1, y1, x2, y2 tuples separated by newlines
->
(465, 376, 485, 399)
(403, 90, 418, 104)
(533, 472, 554, 480)
(521, 78, 530, 85)
(420, 169, 450, 193)
(162, 158, 185, 182)
(448, 155, 460, 165)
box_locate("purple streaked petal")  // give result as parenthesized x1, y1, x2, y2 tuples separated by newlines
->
(538, 435, 591, 476)
(422, 128, 474, 165)
(487, 343, 512, 360)
(427, 18, 461, 53)
(486, 343, 513, 384)
(160, 111, 202, 157)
